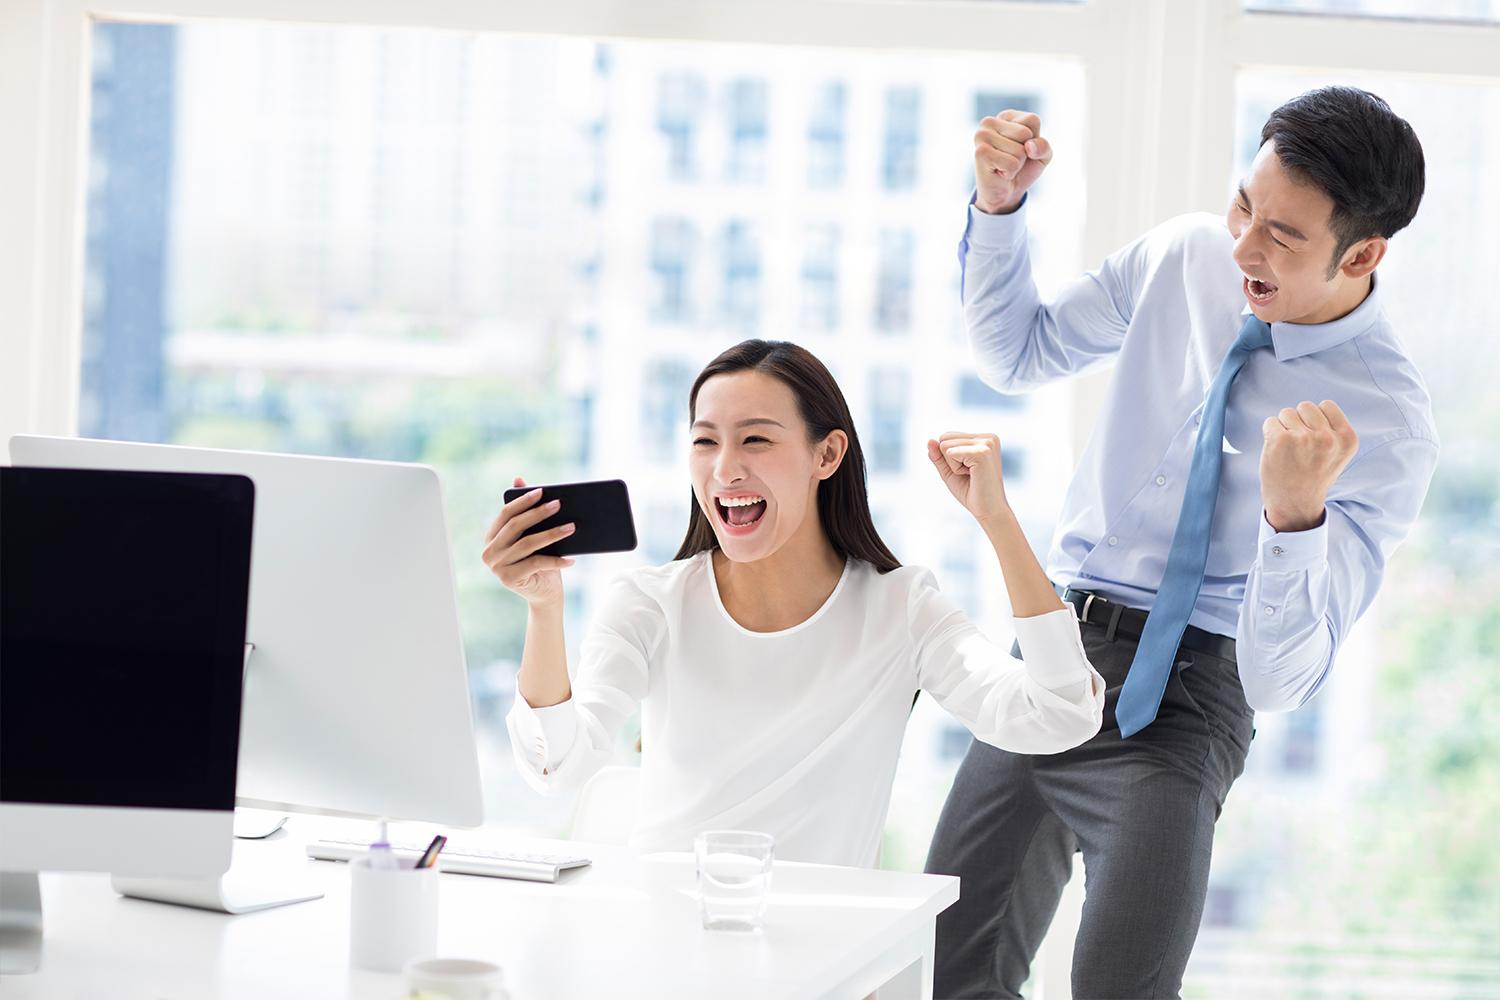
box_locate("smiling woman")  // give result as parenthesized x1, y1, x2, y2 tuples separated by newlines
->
(675, 339, 900, 576)
(482, 336, 1104, 868)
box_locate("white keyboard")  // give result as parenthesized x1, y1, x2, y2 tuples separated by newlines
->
(306, 837, 592, 883)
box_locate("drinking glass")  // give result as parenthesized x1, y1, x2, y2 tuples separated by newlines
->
(694, 830, 774, 931)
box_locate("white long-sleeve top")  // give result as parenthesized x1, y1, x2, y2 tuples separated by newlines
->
(507, 551, 1104, 867)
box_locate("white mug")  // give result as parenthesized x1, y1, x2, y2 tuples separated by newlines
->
(404, 956, 508, 1000)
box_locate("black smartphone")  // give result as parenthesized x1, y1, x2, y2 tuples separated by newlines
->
(501, 479, 638, 557)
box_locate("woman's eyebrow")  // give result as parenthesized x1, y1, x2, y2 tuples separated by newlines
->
(690, 418, 786, 430)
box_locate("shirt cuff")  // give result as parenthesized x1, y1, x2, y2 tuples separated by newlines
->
(965, 190, 1029, 252)
(1258, 509, 1329, 573)
(1012, 607, 1092, 691)
(509, 695, 579, 774)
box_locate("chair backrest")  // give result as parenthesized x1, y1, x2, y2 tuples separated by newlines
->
(568, 765, 641, 845)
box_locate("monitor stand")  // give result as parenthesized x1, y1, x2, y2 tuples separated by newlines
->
(110, 831, 324, 914)
(107, 643, 324, 914)
(0, 872, 43, 974)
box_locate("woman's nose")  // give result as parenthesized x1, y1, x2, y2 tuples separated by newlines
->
(713, 451, 745, 483)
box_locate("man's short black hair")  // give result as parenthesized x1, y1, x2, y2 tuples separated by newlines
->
(1260, 86, 1425, 277)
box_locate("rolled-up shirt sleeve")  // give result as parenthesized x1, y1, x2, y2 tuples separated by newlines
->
(1236, 433, 1439, 712)
(505, 573, 666, 795)
(909, 569, 1104, 754)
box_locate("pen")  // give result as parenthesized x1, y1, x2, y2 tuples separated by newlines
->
(413, 834, 447, 870)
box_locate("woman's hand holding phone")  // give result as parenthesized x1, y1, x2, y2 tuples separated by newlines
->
(482, 476, 577, 608)
(928, 433, 1012, 527)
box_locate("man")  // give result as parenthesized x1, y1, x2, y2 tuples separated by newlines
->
(924, 87, 1439, 999)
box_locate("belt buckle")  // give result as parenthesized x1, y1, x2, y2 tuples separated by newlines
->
(1077, 593, 1097, 625)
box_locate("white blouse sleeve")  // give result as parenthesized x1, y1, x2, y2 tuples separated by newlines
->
(909, 569, 1104, 754)
(505, 572, 666, 795)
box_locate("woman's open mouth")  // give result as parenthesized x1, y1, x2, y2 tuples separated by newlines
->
(714, 494, 768, 536)
(1243, 274, 1279, 306)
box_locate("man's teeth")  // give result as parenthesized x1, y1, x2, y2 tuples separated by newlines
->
(720, 496, 765, 507)
(1244, 273, 1278, 294)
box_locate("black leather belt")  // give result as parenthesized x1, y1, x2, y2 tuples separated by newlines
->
(1059, 587, 1237, 664)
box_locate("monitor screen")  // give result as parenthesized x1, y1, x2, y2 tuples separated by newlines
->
(1, 467, 254, 811)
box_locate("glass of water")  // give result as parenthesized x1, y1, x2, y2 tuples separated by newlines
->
(694, 830, 775, 932)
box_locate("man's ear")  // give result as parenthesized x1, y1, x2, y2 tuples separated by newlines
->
(1337, 235, 1386, 280)
(814, 430, 849, 481)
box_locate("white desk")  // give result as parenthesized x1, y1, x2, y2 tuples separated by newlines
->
(5, 824, 958, 999)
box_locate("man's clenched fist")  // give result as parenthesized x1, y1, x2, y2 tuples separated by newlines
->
(973, 110, 1052, 216)
(1260, 400, 1359, 533)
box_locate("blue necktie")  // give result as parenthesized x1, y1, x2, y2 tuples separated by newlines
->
(1116, 313, 1273, 738)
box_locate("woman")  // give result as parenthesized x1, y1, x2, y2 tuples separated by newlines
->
(482, 339, 1103, 867)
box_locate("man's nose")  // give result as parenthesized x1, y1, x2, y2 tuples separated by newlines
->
(1232, 232, 1262, 270)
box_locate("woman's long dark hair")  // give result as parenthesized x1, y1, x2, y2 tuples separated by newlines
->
(672, 339, 901, 574)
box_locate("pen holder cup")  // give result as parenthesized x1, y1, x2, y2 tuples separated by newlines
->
(349, 856, 440, 973)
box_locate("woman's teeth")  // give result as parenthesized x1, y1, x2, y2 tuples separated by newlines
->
(717, 496, 767, 529)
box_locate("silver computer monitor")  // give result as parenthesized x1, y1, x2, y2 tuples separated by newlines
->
(0, 466, 256, 972)
(8, 436, 486, 908)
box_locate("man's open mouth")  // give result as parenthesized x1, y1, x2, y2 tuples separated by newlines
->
(715, 494, 768, 531)
(1244, 274, 1279, 304)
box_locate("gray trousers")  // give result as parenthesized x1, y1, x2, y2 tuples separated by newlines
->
(923, 621, 1255, 1000)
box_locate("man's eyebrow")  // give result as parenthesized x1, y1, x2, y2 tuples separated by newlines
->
(690, 418, 786, 430)
(1238, 182, 1309, 242)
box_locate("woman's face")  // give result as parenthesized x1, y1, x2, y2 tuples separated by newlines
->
(689, 370, 841, 564)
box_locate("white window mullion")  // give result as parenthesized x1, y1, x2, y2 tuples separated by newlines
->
(0, 0, 49, 441)
(10, 0, 92, 440)
(1066, 0, 1243, 460)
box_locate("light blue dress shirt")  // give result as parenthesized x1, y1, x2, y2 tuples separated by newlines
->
(960, 197, 1440, 712)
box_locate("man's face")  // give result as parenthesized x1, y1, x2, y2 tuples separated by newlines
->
(1227, 141, 1377, 325)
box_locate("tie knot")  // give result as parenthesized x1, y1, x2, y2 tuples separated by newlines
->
(1236, 314, 1273, 353)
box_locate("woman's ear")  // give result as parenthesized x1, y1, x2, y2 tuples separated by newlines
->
(814, 430, 849, 481)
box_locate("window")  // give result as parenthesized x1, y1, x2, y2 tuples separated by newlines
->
(720, 220, 761, 332)
(807, 81, 846, 188)
(643, 359, 695, 462)
(650, 217, 697, 324)
(80, 23, 174, 445)
(874, 228, 914, 333)
(657, 72, 706, 181)
(73, 20, 1081, 859)
(725, 77, 768, 183)
(800, 223, 841, 331)
(867, 368, 908, 474)
(882, 86, 921, 190)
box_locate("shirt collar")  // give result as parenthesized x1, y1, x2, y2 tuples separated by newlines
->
(1242, 272, 1383, 362)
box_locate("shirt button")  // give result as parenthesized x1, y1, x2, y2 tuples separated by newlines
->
(1271, 546, 1284, 556)
(1108, 536, 1119, 546)
(1263, 606, 1275, 616)
(1155, 476, 1167, 486)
